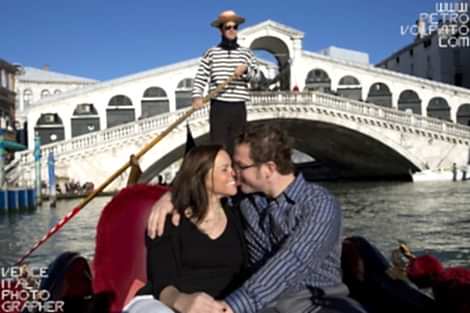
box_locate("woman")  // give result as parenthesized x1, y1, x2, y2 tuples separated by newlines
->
(124, 145, 247, 313)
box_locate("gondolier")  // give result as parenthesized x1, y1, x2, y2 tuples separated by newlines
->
(192, 10, 260, 154)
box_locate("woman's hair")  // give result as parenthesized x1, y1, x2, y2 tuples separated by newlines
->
(171, 144, 224, 223)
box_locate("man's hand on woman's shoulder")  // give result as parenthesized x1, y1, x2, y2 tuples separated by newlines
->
(147, 191, 181, 239)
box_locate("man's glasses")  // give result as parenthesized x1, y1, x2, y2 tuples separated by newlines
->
(233, 162, 257, 171)
(223, 24, 238, 31)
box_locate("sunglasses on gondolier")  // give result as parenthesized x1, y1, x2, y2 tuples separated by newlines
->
(223, 24, 238, 31)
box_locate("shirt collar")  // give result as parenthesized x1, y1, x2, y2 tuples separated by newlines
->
(272, 173, 306, 205)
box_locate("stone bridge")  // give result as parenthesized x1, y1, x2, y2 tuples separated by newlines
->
(9, 91, 470, 190)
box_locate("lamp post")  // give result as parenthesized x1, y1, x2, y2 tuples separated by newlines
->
(0, 129, 5, 188)
(47, 151, 56, 207)
(34, 133, 41, 205)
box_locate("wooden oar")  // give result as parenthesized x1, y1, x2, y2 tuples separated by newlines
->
(15, 74, 237, 266)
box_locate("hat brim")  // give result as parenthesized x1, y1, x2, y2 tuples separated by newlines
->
(211, 16, 245, 28)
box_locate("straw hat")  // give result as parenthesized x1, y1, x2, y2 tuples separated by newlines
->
(211, 10, 245, 28)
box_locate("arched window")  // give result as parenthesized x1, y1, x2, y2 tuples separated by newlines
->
(41, 89, 50, 98)
(109, 95, 133, 106)
(338, 75, 360, 86)
(71, 103, 100, 137)
(23, 89, 33, 107)
(54, 89, 62, 95)
(398, 90, 422, 114)
(107, 95, 135, 128)
(304, 69, 331, 93)
(141, 87, 170, 118)
(337, 75, 361, 100)
(34, 113, 65, 145)
(175, 78, 193, 110)
(72, 103, 98, 116)
(427, 97, 451, 121)
(366, 83, 392, 108)
(457, 103, 470, 126)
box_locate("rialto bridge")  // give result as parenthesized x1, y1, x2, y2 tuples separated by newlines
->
(8, 20, 470, 188)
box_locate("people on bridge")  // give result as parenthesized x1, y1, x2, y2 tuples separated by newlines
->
(145, 124, 366, 313)
(192, 10, 260, 155)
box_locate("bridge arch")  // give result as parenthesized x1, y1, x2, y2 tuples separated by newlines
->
(35, 113, 65, 145)
(175, 78, 193, 110)
(249, 36, 291, 90)
(427, 97, 451, 121)
(337, 75, 362, 100)
(140, 117, 423, 182)
(71, 103, 100, 137)
(367, 82, 392, 108)
(304, 69, 332, 93)
(398, 90, 422, 114)
(141, 86, 169, 118)
(457, 103, 470, 126)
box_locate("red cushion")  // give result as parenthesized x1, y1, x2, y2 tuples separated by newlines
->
(92, 184, 169, 312)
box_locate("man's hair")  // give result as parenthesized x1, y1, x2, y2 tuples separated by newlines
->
(236, 124, 294, 175)
(171, 144, 224, 222)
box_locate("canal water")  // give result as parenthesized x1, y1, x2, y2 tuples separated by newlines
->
(0, 181, 469, 269)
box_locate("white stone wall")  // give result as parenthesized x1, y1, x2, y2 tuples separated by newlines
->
(16, 81, 95, 123)
(26, 60, 199, 146)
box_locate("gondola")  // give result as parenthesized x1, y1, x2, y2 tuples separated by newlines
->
(1, 183, 445, 313)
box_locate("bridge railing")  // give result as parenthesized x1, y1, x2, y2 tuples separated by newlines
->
(250, 91, 470, 140)
(15, 107, 210, 169)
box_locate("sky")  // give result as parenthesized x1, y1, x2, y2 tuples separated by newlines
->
(3, 0, 440, 81)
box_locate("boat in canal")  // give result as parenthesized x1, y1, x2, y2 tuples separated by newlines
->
(411, 166, 470, 182)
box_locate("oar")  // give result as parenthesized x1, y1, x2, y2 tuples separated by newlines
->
(15, 74, 237, 266)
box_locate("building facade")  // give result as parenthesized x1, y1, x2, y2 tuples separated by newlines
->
(0, 59, 26, 185)
(377, 11, 470, 89)
(0, 59, 17, 132)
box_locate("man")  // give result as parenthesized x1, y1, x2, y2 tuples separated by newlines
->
(192, 10, 259, 154)
(148, 125, 365, 313)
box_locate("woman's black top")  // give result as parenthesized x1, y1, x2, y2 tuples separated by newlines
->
(139, 203, 248, 300)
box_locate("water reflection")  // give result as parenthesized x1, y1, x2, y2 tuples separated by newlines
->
(324, 181, 470, 267)
(0, 181, 469, 268)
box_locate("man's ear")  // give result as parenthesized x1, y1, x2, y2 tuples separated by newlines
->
(264, 161, 277, 178)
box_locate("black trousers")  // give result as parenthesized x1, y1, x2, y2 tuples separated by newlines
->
(209, 99, 247, 155)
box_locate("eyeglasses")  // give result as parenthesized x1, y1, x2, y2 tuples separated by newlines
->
(223, 24, 238, 31)
(233, 162, 257, 171)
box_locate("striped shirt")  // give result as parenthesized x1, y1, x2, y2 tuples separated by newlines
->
(225, 174, 343, 313)
(192, 46, 259, 102)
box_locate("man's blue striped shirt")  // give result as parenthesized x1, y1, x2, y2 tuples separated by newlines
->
(225, 174, 343, 313)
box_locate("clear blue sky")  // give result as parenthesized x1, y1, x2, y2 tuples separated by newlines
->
(3, 0, 436, 81)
